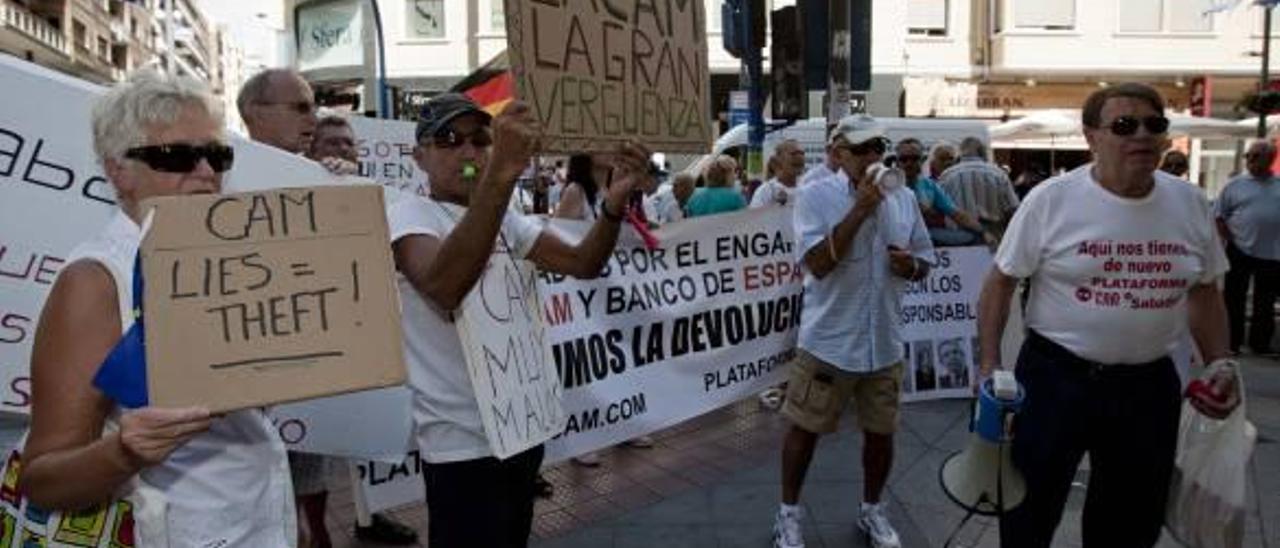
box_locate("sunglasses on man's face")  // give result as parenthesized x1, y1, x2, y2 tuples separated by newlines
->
(896, 154, 922, 162)
(1099, 115, 1169, 137)
(432, 128, 493, 149)
(124, 143, 235, 173)
(841, 139, 886, 156)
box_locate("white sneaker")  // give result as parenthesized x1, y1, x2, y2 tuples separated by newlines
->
(772, 507, 804, 548)
(857, 502, 901, 548)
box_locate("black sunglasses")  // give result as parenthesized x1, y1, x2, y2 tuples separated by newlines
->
(1099, 115, 1169, 136)
(124, 143, 235, 173)
(432, 128, 493, 149)
(896, 154, 922, 162)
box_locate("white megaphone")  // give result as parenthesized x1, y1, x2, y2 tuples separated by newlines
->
(939, 371, 1026, 516)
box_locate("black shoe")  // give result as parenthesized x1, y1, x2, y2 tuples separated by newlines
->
(354, 513, 418, 545)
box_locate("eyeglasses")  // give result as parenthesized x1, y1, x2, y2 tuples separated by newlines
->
(124, 143, 235, 173)
(257, 101, 316, 115)
(1098, 115, 1169, 136)
(431, 128, 493, 149)
(840, 138, 886, 156)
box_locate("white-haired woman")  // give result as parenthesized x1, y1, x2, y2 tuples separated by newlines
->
(17, 71, 295, 546)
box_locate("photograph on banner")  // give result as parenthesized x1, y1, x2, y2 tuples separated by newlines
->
(899, 246, 991, 402)
(538, 207, 803, 461)
(456, 238, 565, 460)
(140, 185, 406, 412)
(502, 0, 713, 153)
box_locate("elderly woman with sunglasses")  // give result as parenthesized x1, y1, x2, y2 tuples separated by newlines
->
(17, 72, 295, 546)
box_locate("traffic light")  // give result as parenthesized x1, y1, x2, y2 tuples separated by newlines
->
(721, 0, 765, 59)
(770, 6, 804, 120)
(797, 0, 828, 90)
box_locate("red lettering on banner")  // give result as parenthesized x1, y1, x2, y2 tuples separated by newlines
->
(1073, 239, 1193, 310)
(742, 261, 801, 291)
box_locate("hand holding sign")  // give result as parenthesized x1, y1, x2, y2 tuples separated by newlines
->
(117, 406, 213, 466)
(601, 141, 655, 218)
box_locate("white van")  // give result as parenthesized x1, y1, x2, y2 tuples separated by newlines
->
(688, 117, 991, 176)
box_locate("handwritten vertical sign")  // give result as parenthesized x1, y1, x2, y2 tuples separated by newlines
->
(456, 244, 564, 460)
(503, 0, 713, 153)
(140, 185, 406, 412)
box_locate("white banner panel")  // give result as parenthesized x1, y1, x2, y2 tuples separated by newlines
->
(539, 207, 803, 462)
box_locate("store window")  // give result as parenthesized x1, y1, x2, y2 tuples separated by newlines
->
(491, 0, 504, 32)
(1119, 0, 1214, 33)
(406, 0, 444, 39)
(908, 0, 948, 36)
(1013, 0, 1075, 30)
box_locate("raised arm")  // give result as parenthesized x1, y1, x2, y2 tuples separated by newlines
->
(802, 182, 882, 279)
(530, 142, 653, 278)
(395, 102, 540, 311)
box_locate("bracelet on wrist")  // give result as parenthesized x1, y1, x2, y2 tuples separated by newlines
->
(602, 202, 624, 223)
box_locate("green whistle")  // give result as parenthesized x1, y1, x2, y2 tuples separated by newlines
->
(462, 163, 478, 180)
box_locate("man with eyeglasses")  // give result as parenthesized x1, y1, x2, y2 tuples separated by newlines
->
(976, 82, 1238, 547)
(937, 136, 1019, 242)
(1217, 140, 1280, 356)
(772, 116, 933, 548)
(238, 69, 317, 155)
(390, 93, 651, 547)
(894, 138, 985, 247)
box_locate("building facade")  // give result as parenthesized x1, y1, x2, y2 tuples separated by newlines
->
(1, 0, 242, 101)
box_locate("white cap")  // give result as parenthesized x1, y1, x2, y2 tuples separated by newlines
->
(829, 114, 888, 146)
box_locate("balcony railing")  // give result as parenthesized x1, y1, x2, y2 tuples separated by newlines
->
(1, 0, 69, 55)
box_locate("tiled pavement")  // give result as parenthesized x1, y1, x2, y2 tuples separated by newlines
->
(322, 355, 1280, 547)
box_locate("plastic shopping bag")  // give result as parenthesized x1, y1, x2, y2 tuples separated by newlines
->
(1165, 369, 1256, 548)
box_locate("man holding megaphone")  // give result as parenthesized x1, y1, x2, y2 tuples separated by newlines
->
(976, 82, 1239, 548)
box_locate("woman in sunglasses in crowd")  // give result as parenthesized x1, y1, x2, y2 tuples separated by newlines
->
(17, 72, 295, 546)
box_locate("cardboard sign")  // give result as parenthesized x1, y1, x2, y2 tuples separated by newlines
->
(456, 245, 564, 460)
(503, 0, 713, 153)
(139, 185, 405, 412)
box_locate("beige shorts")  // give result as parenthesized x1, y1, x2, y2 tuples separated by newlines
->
(781, 350, 904, 435)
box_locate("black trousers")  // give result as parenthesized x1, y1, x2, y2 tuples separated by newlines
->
(1000, 332, 1181, 548)
(423, 444, 544, 548)
(1225, 243, 1280, 352)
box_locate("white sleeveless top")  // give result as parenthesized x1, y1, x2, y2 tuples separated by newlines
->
(64, 210, 296, 548)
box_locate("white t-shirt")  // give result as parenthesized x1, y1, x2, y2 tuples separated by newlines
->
(995, 165, 1228, 365)
(750, 178, 798, 209)
(388, 196, 544, 463)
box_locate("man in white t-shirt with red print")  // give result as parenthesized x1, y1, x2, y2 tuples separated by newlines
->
(388, 93, 652, 547)
(976, 83, 1240, 547)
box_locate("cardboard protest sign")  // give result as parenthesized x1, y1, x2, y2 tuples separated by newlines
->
(456, 242, 565, 460)
(139, 185, 405, 412)
(503, 0, 713, 153)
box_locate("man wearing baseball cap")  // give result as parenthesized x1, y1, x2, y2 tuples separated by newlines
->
(389, 93, 654, 547)
(773, 115, 933, 548)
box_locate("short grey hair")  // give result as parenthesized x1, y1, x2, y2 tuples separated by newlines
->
(959, 136, 987, 159)
(237, 68, 298, 116)
(92, 70, 223, 165)
(929, 141, 958, 164)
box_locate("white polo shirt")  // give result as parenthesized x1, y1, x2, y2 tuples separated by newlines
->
(794, 170, 934, 373)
